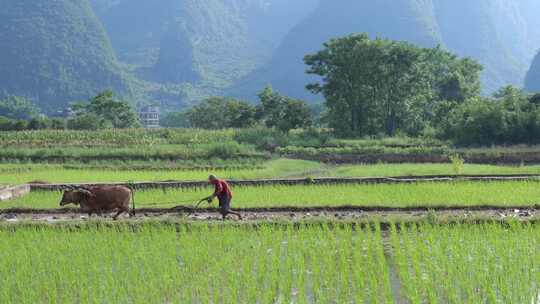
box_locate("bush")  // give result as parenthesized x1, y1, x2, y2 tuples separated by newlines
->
(438, 87, 540, 145)
(206, 142, 247, 159)
(27, 117, 51, 130)
(234, 127, 289, 151)
(67, 113, 103, 130)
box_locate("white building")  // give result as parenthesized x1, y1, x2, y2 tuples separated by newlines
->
(139, 105, 160, 128)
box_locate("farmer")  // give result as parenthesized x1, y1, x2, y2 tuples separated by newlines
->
(205, 175, 242, 220)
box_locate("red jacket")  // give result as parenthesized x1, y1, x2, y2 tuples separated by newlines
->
(212, 179, 232, 200)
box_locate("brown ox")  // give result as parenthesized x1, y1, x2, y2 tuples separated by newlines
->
(60, 186, 134, 220)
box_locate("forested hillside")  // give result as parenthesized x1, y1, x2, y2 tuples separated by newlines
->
(3, 0, 540, 109)
(526, 51, 540, 92)
(96, 0, 318, 84)
(0, 0, 126, 110)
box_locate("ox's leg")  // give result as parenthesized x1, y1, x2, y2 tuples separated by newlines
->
(113, 208, 127, 220)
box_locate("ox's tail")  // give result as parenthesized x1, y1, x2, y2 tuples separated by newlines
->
(131, 189, 136, 216)
(127, 183, 136, 217)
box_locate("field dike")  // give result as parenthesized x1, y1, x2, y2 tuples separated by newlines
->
(284, 151, 540, 164)
(28, 174, 540, 191)
(1, 206, 539, 223)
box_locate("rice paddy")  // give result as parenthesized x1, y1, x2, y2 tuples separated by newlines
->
(2, 128, 540, 303)
(2, 161, 540, 184)
(0, 222, 537, 303)
(0, 159, 321, 184)
(4, 180, 540, 210)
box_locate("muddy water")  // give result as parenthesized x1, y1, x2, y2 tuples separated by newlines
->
(1, 208, 538, 223)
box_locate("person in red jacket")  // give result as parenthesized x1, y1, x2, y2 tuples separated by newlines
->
(206, 175, 242, 220)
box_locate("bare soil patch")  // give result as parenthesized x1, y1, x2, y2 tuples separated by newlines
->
(1, 206, 538, 223)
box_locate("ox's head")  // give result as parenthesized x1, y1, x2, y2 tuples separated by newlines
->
(59, 188, 94, 207)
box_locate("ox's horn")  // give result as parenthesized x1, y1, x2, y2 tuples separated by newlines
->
(77, 188, 94, 197)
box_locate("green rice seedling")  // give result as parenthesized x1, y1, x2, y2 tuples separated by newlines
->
(4, 160, 540, 185)
(390, 222, 540, 303)
(0, 225, 396, 303)
(0, 222, 538, 303)
(5, 180, 540, 210)
(0, 159, 321, 184)
(329, 162, 540, 178)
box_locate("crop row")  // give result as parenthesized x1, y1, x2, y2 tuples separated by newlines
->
(4, 161, 540, 185)
(0, 222, 537, 303)
(0, 129, 236, 147)
(4, 181, 540, 210)
(0, 142, 267, 164)
(0, 159, 320, 184)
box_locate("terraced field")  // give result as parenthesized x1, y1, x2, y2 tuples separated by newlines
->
(2, 129, 540, 303)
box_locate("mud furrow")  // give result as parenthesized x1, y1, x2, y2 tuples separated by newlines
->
(1, 207, 538, 222)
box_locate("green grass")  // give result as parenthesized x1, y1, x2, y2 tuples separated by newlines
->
(0, 142, 266, 162)
(5, 181, 540, 209)
(390, 222, 540, 303)
(3, 161, 540, 184)
(0, 159, 321, 184)
(328, 163, 540, 177)
(0, 222, 537, 303)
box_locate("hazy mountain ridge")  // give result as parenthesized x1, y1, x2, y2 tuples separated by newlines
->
(230, 0, 443, 101)
(2, 0, 540, 109)
(0, 0, 126, 110)
(96, 0, 318, 84)
(233, 0, 540, 100)
(526, 51, 540, 92)
(433, 0, 540, 92)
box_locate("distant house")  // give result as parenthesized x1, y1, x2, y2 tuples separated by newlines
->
(139, 105, 160, 128)
(51, 107, 75, 118)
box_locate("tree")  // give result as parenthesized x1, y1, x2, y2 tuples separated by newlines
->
(305, 33, 483, 137)
(50, 118, 67, 130)
(0, 96, 39, 120)
(258, 86, 287, 129)
(0, 116, 13, 131)
(257, 86, 312, 133)
(438, 86, 540, 145)
(67, 90, 140, 129)
(225, 100, 257, 128)
(27, 117, 51, 130)
(87, 90, 140, 128)
(161, 111, 190, 128)
(67, 113, 104, 130)
(187, 97, 257, 129)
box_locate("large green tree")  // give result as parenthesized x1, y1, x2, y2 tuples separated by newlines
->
(87, 90, 140, 129)
(187, 97, 257, 129)
(0, 96, 40, 120)
(257, 86, 312, 133)
(68, 90, 139, 129)
(305, 33, 482, 137)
